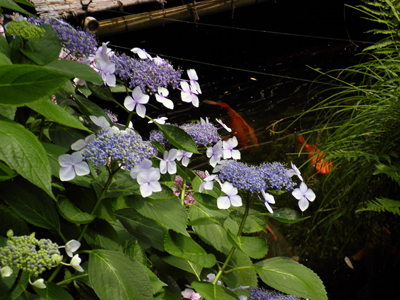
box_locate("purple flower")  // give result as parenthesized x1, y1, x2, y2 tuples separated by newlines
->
(180, 81, 199, 107)
(59, 152, 90, 181)
(217, 181, 242, 209)
(180, 120, 221, 146)
(199, 175, 217, 192)
(292, 182, 316, 211)
(181, 288, 202, 300)
(131, 47, 152, 60)
(176, 150, 193, 167)
(248, 287, 300, 300)
(261, 190, 275, 213)
(124, 86, 150, 118)
(160, 149, 178, 174)
(222, 136, 241, 160)
(206, 141, 223, 167)
(187, 69, 201, 94)
(259, 162, 296, 190)
(136, 168, 162, 198)
(155, 87, 174, 109)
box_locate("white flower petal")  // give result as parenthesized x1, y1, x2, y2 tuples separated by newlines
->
(230, 195, 242, 207)
(124, 96, 136, 111)
(74, 161, 90, 176)
(59, 166, 75, 181)
(65, 240, 81, 257)
(217, 196, 231, 209)
(298, 197, 309, 211)
(136, 104, 146, 118)
(0, 266, 13, 278)
(305, 188, 316, 202)
(70, 254, 84, 272)
(32, 278, 46, 289)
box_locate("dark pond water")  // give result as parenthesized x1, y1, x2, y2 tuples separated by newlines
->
(100, 1, 398, 299)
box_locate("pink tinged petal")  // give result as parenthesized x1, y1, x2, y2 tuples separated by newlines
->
(298, 197, 309, 211)
(230, 195, 242, 207)
(180, 81, 190, 92)
(124, 96, 136, 111)
(187, 69, 198, 81)
(136, 104, 146, 118)
(131, 47, 152, 59)
(181, 156, 190, 167)
(190, 81, 202, 94)
(262, 190, 275, 204)
(217, 196, 231, 209)
(157, 87, 169, 97)
(191, 95, 199, 107)
(231, 149, 241, 160)
(105, 73, 116, 87)
(58, 154, 73, 167)
(216, 118, 232, 132)
(162, 98, 174, 109)
(264, 201, 273, 214)
(291, 188, 304, 200)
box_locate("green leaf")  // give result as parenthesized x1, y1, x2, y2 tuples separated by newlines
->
(164, 231, 216, 268)
(84, 219, 122, 251)
(191, 282, 239, 300)
(0, 52, 11, 65)
(226, 230, 268, 259)
(89, 249, 153, 300)
(0, 104, 16, 120)
(131, 197, 189, 236)
(41, 142, 69, 178)
(193, 193, 219, 210)
(45, 60, 103, 84)
(28, 99, 92, 132)
(156, 124, 200, 154)
(20, 25, 61, 65)
(0, 34, 11, 58)
(0, 160, 17, 181)
(0, 268, 29, 300)
(0, 179, 60, 231)
(188, 204, 231, 254)
(57, 196, 95, 224)
(49, 123, 87, 149)
(270, 208, 310, 224)
(162, 256, 203, 277)
(143, 265, 167, 295)
(0, 64, 69, 106)
(221, 249, 258, 289)
(87, 82, 116, 101)
(116, 208, 167, 251)
(0, 204, 29, 237)
(0, 0, 33, 15)
(34, 281, 74, 300)
(0, 116, 54, 199)
(14, 0, 36, 7)
(254, 257, 327, 300)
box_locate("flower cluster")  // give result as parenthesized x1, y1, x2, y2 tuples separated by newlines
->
(259, 162, 297, 191)
(247, 287, 300, 300)
(180, 120, 221, 147)
(84, 127, 157, 171)
(5, 20, 45, 40)
(28, 17, 97, 58)
(0, 233, 61, 277)
(112, 52, 183, 94)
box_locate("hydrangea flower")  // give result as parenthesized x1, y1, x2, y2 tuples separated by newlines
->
(222, 136, 241, 160)
(136, 168, 162, 197)
(247, 287, 300, 300)
(216, 118, 232, 132)
(58, 152, 90, 181)
(292, 182, 316, 211)
(130, 159, 153, 179)
(149, 129, 169, 147)
(206, 141, 223, 167)
(259, 162, 297, 190)
(176, 150, 193, 167)
(187, 69, 201, 94)
(180, 81, 199, 107)
(0, 266, 13, 278)
(58, 240, 81, 258)
(286, 162, 303, 182)
(199, 174, 217, 192)
(217, 181, 242, 209)
(182, 288, 202, 300)
(71, 134, 95, 154)
(124, 86, 150, 118)
(180, 120, 221, 146)
(84, 128, 157, 171)
(155, 87, 174, 109)
(160, 149, 178, 174)
(70, 254, 84, 272)
(131, 47, 152, 60)
(31, 278, 46, 289)
(148, 117, 168, 124)
(261, 190, 275, 214)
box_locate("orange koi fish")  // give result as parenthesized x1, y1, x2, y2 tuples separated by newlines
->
(297, 135, 332, 174)
(204, 100, 258, 149)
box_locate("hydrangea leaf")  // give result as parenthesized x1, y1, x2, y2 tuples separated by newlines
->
(192, 193, 220, 210)
(254, 257, 327, 300)
(156, 124, 200, 154)
(0, 268, 29, 299)
(0, 204, 29, 237)
(19, 25, 61, 65)
(0, 64, 69, 106)
(130, 197, 189, 237)
(0, 0, 33, 15)
(162, 256, 203, 277)
(45, 60, 103, 84)
(34, 282, 74, 300)
(116, 208, 167, 251)
(27, 98, 92, 132)
(84, 219, 122, 251)
(188, 204, 231, 254)
(221, 250, 258, 289)
(89, 249, 153, 300)
(41, 142, 69, 178)
(57, 196, 95, 224)
(0, 179, 60, 231)
(226, 230, 268, 259)
(191, 282, 239, 300)
(0, 34, 11, 58)
(164, 231, 217, 268)
(0, 117, 54, 199)
(71, 94, 110, 121)
(87, 82, 116, 101)
(0, 104, 16, 120)
(0, 160, 17, 181)
(0, 52, 11, 65)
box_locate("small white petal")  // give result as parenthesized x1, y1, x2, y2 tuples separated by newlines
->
(230, 195, 242, 207)
(298, 197, 309, 211)
(32, 278, 46, 289)
(65, 240, 81, 258)
(0, 266, 13, 278)
(217, 196, 231, 209)
(124, 96, 136, 111)
(70, 254, 84, 272)
(59, 165, 75, 181)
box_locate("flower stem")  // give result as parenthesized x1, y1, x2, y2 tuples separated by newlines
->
(180, 179, 187, 205)
(77, 170, 117, 242)
(212, 192, 251, 285)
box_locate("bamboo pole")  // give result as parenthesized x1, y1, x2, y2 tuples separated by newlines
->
(96, 0, 269, 37)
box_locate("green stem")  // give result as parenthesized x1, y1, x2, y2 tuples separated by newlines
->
(56, 274, 88, 285)
(0, 269, 22, 300)
(212, 192, 251, 285)
(77, 170, 117, 242)
(47, 265, 62, 283)
(180, 179, 187, 205)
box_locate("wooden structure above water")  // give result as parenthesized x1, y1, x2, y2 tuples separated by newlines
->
(29, 0, 269, 37)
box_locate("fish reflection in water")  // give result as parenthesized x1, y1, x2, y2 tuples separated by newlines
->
(204, 100, 258, 150)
